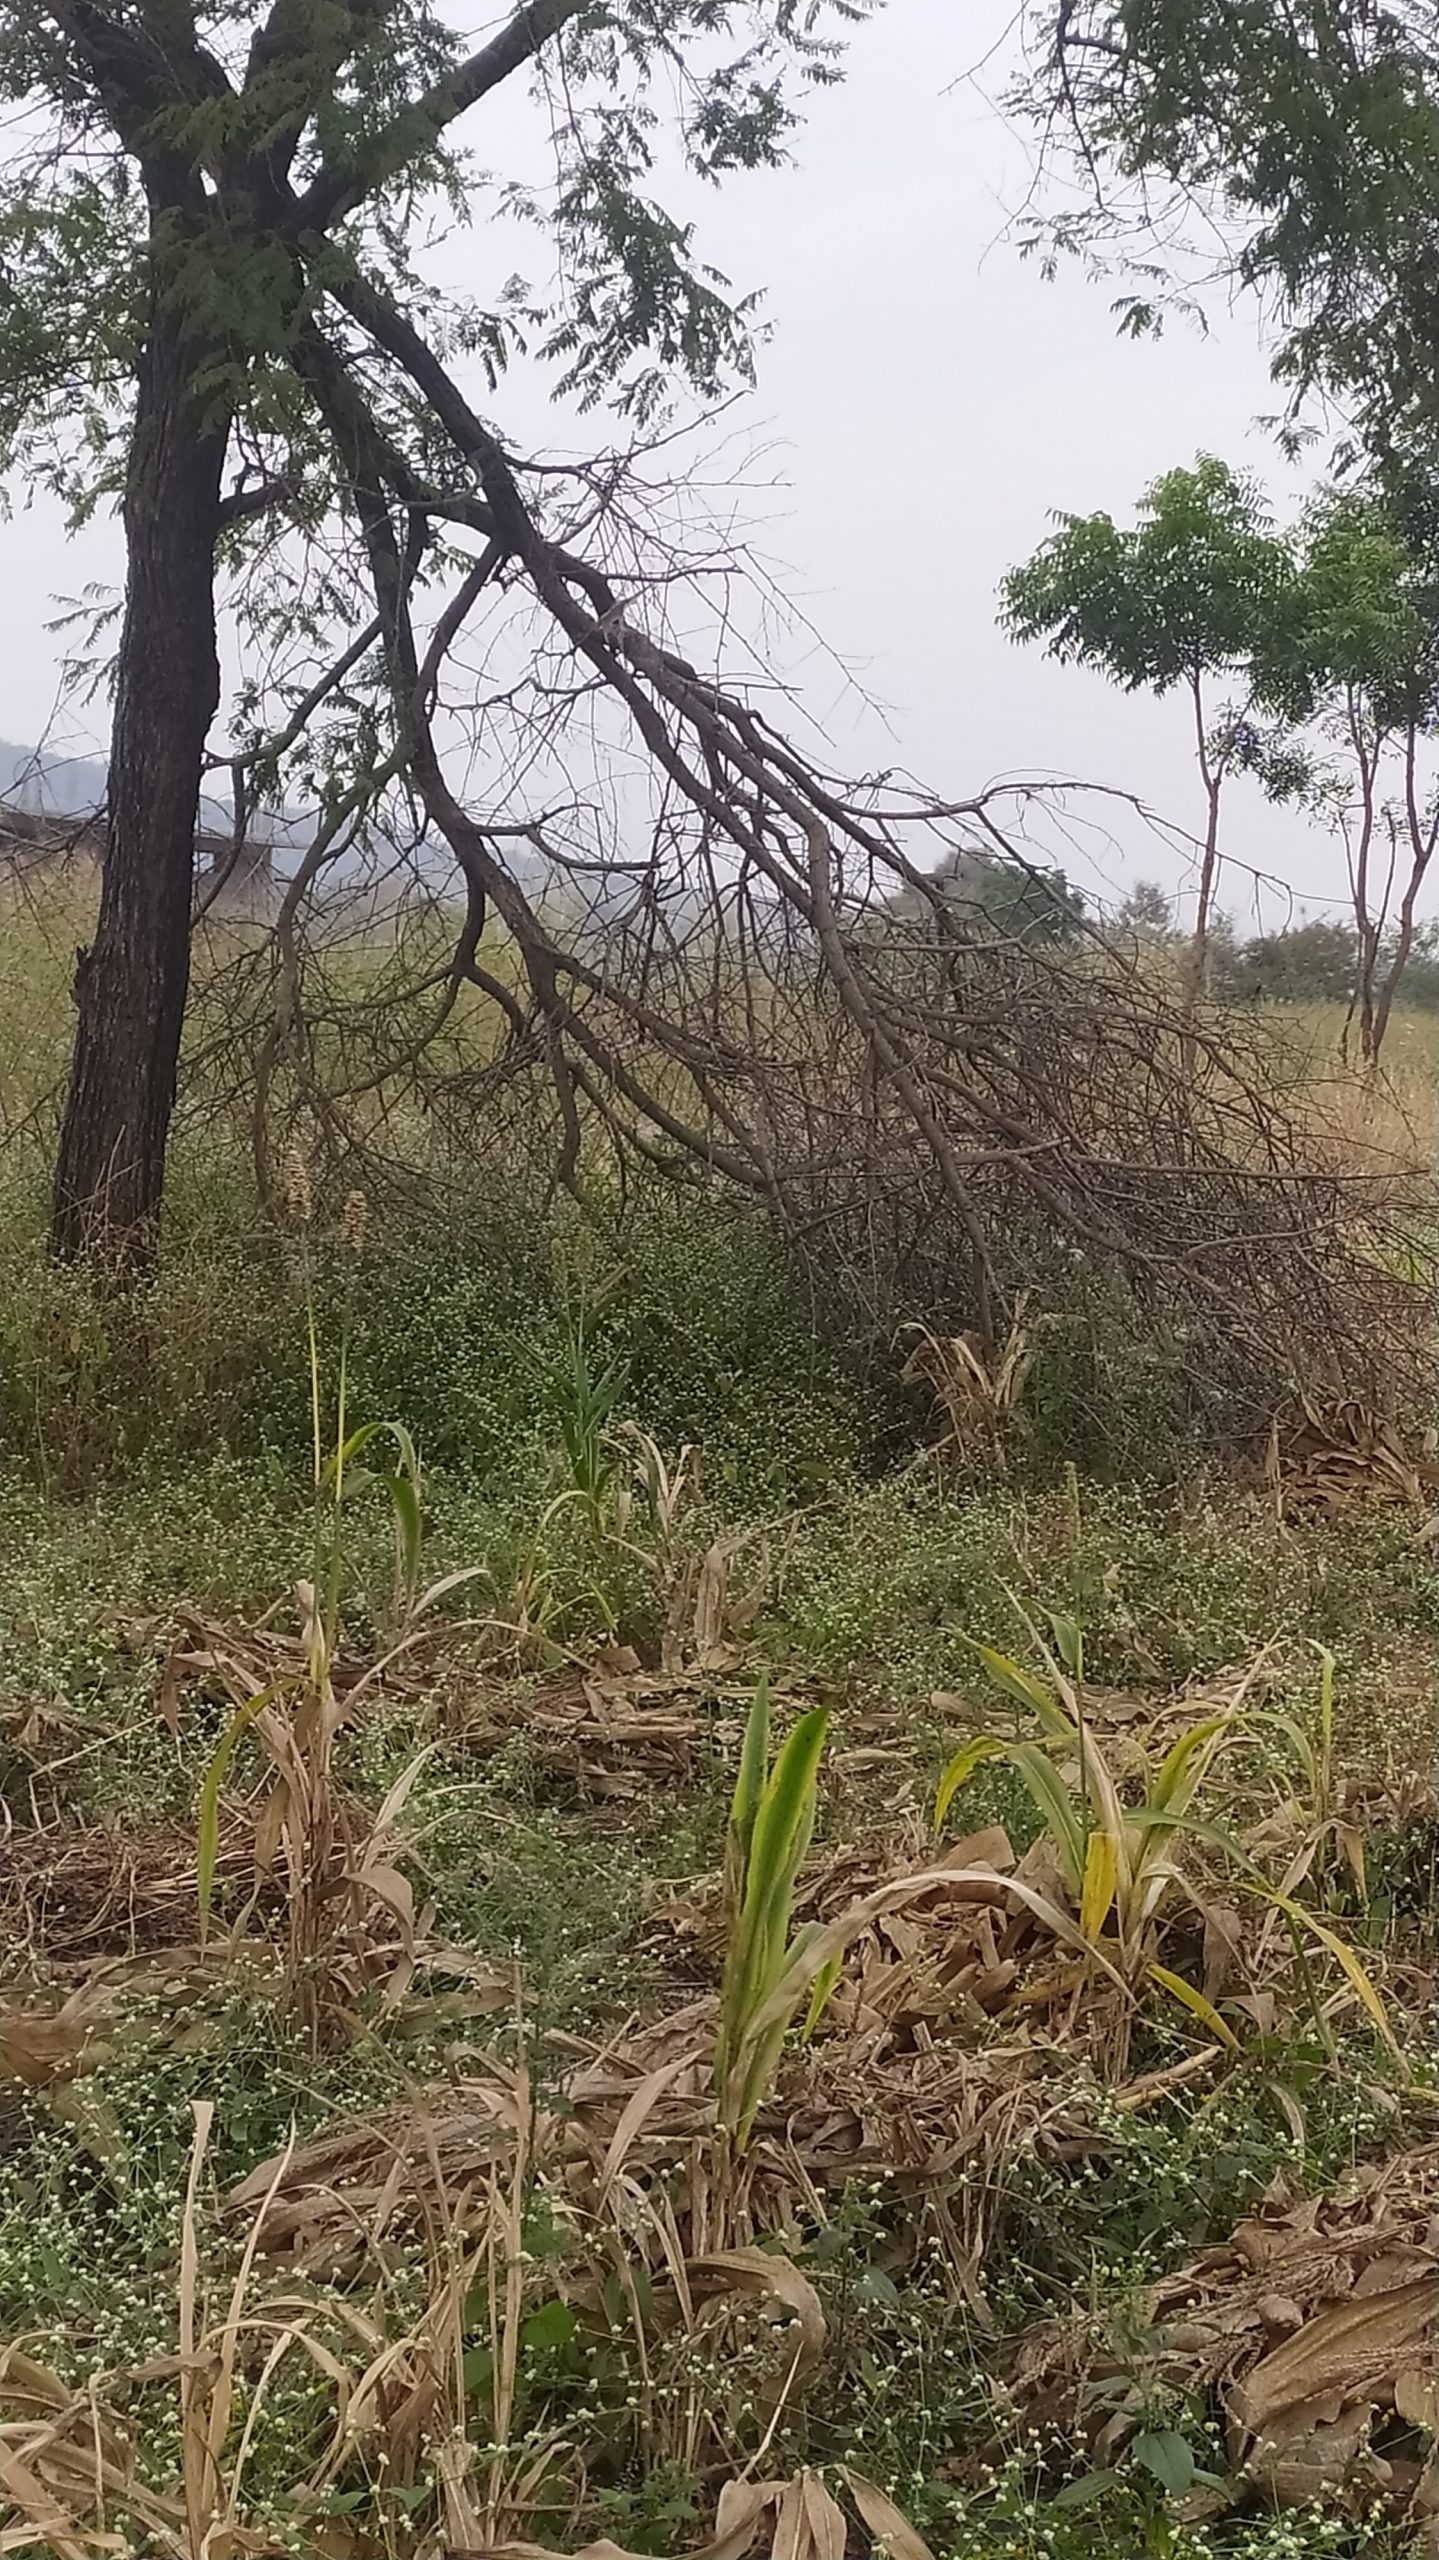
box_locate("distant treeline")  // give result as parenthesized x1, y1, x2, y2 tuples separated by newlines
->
(915, 855, 1439, 1016)
(1114, 879, 1439, 1012)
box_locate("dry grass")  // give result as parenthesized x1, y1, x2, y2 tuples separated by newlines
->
(1005, 2139, 1438, 2521)
(1271, 1001, 1439, 1180)
(896, 1305, 1039, 1469)
(2, 1599, 1433, 2551)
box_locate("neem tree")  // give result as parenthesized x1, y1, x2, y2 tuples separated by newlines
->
(1002, 456, 1291, 1000)
(1012, 1, 1439, 472)
(1004, 4, 1439, 1050)
(1251, 478, 1439, 1060)
(0, 0, 874, 1263)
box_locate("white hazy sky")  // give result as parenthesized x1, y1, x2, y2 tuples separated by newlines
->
(0, 0, 1387, 928)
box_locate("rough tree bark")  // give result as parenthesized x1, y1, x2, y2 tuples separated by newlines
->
(30, 0, 596, 1269)
(49, 271, 228, 1266)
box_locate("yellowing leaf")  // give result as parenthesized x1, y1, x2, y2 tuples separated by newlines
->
(197, 1681, 284, 1947)
(1335, 1821, 1368, 1903)
(1149, 1962, 1241, 2051)
(1256, 1889, 1401, 2057)
(1079, 1827, 1119, 1941)
(933, 1733, 1006, 1832)
(971, 1643, 1073, 1737)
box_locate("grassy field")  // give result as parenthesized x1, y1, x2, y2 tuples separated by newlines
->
(1260, 1000, 1438, 1178)
(1, 932, 1436, 2559)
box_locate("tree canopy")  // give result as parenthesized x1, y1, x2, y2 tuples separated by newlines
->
(1246, 475, 1439, 1054)
(1013, 0, 1439, 468)
(1001, 456, 1289, 697)
(1002, 457, 1291, 1000)
(1255, 482, 1439, 732)
(0, 0, 862, 503)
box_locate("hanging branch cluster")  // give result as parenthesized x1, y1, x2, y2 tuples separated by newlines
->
(207, 274, 1429, 1436)
(1010, 1, 1439, 468)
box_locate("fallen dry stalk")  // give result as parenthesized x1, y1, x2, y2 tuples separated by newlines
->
(1005, 2142, 1439, 2518)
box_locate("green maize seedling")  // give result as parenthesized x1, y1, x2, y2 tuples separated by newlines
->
(714, 1681, 829, 2148)
(934, 1607, 1393, 2055)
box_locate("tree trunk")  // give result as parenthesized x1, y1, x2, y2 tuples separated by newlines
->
(50, 288, 228, 1267)
(1370, 722, 1439, 1063)
(1344, 695, 1380, 1067)
(1177, 675, 1218, 1064)
(1184, 770, 1223, 1014)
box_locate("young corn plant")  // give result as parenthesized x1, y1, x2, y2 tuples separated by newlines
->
(935, 1607, 1397, 2058)
(296, 1169, 424, 1646)
(711, 1680, 1117, 2147)
(714, 1682, 832, 2149)
(526, 1292, 663, 1640)
(553, 1290, 628, 1534)
(935, 1604, 1256, 2044)
(1242, 1645, 1370, 1906)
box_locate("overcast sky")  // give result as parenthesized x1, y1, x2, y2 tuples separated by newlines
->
(0, 0, 1392, 928)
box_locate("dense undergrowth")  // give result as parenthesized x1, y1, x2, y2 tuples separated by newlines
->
(0, 1167, 1257, 1501)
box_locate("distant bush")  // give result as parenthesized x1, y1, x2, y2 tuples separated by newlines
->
(1213, 918, 1359, 1004)
(1210, 915, 1439, 1013)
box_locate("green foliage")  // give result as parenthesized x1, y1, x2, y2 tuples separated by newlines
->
(934, 1606, 1246, 1993)
(1235, 472, 1439, 1043)
(1276, 486, 1439, 718)
(778, 1472, 1434, 1704)
(0, 1156, 900, 1508)
(326, 1414, 423, 1620)
(551, 1286, 630, 1532)
(1212, 918, 1359, 1005)
(1006, 448, 1439, 1037)
(914, 847, 1087, 945)
(984, 2035, 1408, 2312)
(193, 1278, 428, 2013)
(2, 1286, 1431, 2558)
(1013, 0, 1439, 470)
(1003, 457, 1296, 989)
(1396, 916, 1439, 1009)
(245, 1197, 897, 1508)
(1114, 878, 1175, 940)
(934, 1610, 1399, 2057)
(0, 0, 878, 517)
(714, 1681, 831, 2145)
(1001, 456, 1291, 698)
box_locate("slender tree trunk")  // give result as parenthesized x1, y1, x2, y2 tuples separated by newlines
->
(1344, 694, 1381, 1065)
(1186, 771, 1223, 1005)
(1355, 913, 1382, 1065)
(1183, 673, 1223, 1017)
(1177, 674, 1223, 1087)
(1371, 725, 1439, 1063)
(50, 285, 228, 1267)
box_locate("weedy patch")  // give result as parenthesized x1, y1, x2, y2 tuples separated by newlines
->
(2, 1312, 1434, 2557)
(929, 1612, 1408, 2074)
(1004, 2141, 1438, 2525)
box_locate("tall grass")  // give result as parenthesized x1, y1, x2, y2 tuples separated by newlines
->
(3, 870, 1433, 1499)
(1263, 998, 1437, 1175)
